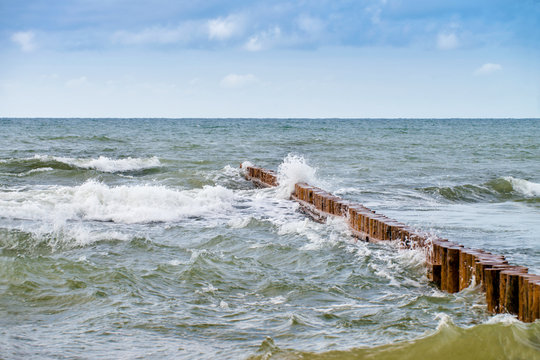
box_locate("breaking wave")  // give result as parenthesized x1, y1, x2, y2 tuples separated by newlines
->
(421, 176, 540, 203)
(249, 316, 540, 359)
(0, 180, 234, 224)
(0, 155, 161, 173)
(276, 154, 319, 198)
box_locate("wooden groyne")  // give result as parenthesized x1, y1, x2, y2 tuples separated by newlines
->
(241, 164, 540, 322)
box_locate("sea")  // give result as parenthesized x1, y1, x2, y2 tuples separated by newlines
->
(0, 118, 539, 359)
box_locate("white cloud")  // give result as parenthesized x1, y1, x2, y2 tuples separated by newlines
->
(41, 73, 59, 80)
(474, 63, 502, 76)
(296, 15, 324, 34)
(220, 74, 258, 89)
(245, 36, 263, 51)
(208, 15, 242, 40)
(112, 16, 242, 45)
(113, 25, 193, 45)
(437, 32, 459, 50)
(244, 27, 281, 51)
(65, 76, 88, 88)
(11, 31, 36, 52)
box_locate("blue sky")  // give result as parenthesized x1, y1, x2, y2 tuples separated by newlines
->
(1, 0, 539, 118)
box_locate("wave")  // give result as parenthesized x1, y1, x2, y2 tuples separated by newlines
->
(0, 227, 131, 252)
(0, 155, 161, 173)
(249, 315, 540, 359)
(0, 180, 235, 224)
(276, 154, 319, 198)
(421, 177, 540, 203)
(506, 176, 540, 197)
(48, 155, 162, 173)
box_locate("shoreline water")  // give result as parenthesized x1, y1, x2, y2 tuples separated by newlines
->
(1, 118, 539, 358)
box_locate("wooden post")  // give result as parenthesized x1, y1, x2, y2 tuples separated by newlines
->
(518, 274, 540, 322)
(531, 280, 540, 322)
(459, 249, 469, 290)
(244, 165, 540, 322)
(484, 266, 513, 313)
(433, 264, 442, 288)
(527, 279, 538, 322)
(446, 246, 461, 293)
(348, 206, 359, 230)
(440, 244, 449, 291)
(501, 270, 523, 315)
(475, 256, 507, 290)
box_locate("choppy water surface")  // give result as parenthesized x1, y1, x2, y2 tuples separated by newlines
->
(1, 118, 539, 359)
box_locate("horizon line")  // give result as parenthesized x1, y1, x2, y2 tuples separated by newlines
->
(2, 117, 540, 120)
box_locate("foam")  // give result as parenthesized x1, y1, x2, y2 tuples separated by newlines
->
(221, 164, 241, 177)
(33, 155, 161, 172)
(434, 313, 455, 331)
(219, 300, 229, 309)
(269, 296, 286, 305)
(240, 161, 254, 174)
(276, 154, 318, 198)
(227, 217, 252, 228)
(0, 180, 235, 225)
(505, 176, 540, 197)
(5, 224, 133, 251)
(18, 167, 54, 177)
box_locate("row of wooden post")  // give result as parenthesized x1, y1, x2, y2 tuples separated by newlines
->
(430, 239, 540, 321)
(244, 166, 278, 187)
(242, 164, 540, 322)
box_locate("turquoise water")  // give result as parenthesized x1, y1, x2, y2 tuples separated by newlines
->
(0, 118, 539, 359)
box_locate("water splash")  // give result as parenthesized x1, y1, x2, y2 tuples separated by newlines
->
(276, 154, 318, 198)
(504, 176, 540, 197)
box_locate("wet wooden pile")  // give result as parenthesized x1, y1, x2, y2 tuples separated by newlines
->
(242, 164, 540, 322)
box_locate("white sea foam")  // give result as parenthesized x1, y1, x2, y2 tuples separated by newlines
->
(219, 300, 229, 309)
(485, 313, 520, 325)
(240, 161, 254, 174)
(33, 155, 161, 172)
(269, 296, 286, 305)
(505, 176, 540, 197)
(18, 225, 132, 250)
(201, 283, 218, 293)
(277, 216, 349, 251)
(18, 167, 54, 176)
(276, 154, 318, 198)
(222, 164, 241, 177)
(0, 180, 234, 225)
(227, 217, 252, 228)
(434, 313, 455, 331)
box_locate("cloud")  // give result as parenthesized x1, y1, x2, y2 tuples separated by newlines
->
(244, 27, 282, 51)
(244, 36, 263, 52)
(474, 63, 502, 76)
(208, 15, 243, 40)
(11, 31, 36, 52)
(220, 74, 258, 88)
(296, 15, 325, 34)
(112, 15, 242, 46)
(65, 76, 88, 88)
(437, 32, 459, 50)
(112, 23, 200, 45)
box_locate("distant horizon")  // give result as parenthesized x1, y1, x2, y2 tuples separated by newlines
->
(2, 117, 540, 120)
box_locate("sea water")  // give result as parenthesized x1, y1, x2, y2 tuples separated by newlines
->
(0, 118, 539, 359)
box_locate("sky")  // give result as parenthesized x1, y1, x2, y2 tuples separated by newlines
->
(1, 0, 539, 118)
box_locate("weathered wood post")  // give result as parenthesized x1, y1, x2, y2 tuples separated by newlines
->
(446, 245, 462, 293)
